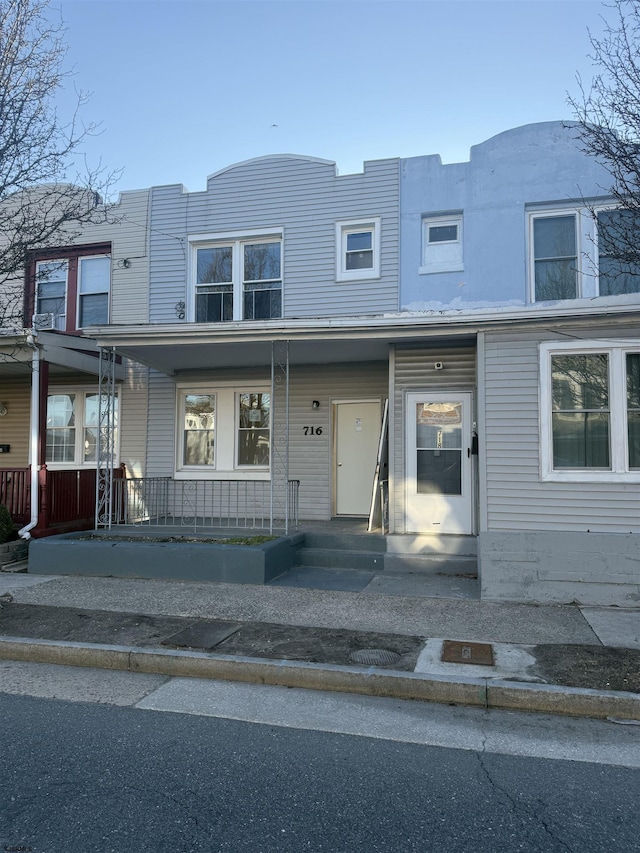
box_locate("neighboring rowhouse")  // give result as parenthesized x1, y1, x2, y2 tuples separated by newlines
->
(0, 188, 150, 536)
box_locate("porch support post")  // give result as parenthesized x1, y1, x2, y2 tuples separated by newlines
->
(95, 347, 117, 529)
(270, 340, 290, 534)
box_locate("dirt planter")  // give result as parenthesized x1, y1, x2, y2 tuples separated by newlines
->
(28, 531, 304, 584)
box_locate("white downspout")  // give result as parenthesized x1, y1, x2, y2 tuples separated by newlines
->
(18, 345, 40, 539)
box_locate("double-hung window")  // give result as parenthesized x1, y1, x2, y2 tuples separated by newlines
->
(540, 341, 640, 481)
(597, 209, 640, 296)
(192, 233, 282, 322)
(36, 261, 68, 329)
(177, 385, 270, 474)
(46, 390, 119, 467)
(336, 218, 381, 281)
(32, 246, 111, 331)
(531, 213, 579, 301)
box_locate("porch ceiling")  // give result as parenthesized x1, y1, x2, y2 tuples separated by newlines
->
(92, 322, 478, 374)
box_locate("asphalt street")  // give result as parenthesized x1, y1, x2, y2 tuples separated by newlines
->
(1, 664, 640, 852)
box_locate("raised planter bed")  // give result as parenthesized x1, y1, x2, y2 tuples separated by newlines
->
(28, 530, 304, 584)
(0, 538, 29, 569)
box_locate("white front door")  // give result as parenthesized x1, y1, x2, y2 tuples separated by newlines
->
(405, 392, 473, 534)
(335, 401, 381, 516)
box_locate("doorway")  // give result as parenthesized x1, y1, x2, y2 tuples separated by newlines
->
(405, 392, 473, 534)
(334, 400, 381, 516)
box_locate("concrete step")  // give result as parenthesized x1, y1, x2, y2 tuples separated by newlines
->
(386, 534, 477, 557)
(295, 547, 385, 572)
(384, 553, 477, 577)
(301, 532, 387, 553)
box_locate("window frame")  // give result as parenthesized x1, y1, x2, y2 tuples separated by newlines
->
(594, 204, 640, 297)
(420, 213, 463, 274)
(45, 387, 120, 469)
(528, 209, 581, 303)
(335, 217, 381, 282)
(76, 254, 111, 328)
(175, 382, 271, 479)
(188, 229, 283, 323)
(539, 340, 640, 483)
(35, 259, 68, 329)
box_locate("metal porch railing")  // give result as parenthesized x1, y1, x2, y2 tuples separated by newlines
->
(112, 477, 300, 533)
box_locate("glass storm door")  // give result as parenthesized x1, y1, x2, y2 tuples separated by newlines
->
(405, 392, 473, 534)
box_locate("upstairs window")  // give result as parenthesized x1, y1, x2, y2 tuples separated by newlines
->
(31, 245, 111, 331)
(597, 209, 640, 296)
(78, 255, 110, 326)
(336, 218, 381, 281)
(532, 213, 578, 301)
(420, 214, 463, 274)
(36, 261, 67, 329)
(193, 234, 282, 322)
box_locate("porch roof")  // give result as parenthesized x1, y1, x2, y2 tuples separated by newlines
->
(90, 298, 640, 375)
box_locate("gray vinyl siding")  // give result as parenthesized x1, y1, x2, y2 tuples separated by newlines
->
(391, 344, 477, 533)
(483, 326, 640, 533)
(144, 362, 388, 521)
(149, 157, 399, 323)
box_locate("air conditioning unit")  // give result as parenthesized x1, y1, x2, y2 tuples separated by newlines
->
(32, 313, 65, 331)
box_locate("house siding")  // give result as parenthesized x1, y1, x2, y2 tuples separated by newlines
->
(148, 156, 400, 323)
(483, 325, 640, 533)
(144, 362, 389, 521)
(391, 344, 477, 533)
(0, 379, 31, 466)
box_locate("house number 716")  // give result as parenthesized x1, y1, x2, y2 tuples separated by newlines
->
(303, 426, 323, 435)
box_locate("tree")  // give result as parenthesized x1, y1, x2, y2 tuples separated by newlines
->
(0, 0, 116, 331)
(569, 0, 640, 277)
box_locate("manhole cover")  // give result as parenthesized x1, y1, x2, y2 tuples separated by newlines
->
(441, 640, 494, 666)
(349, 648, 402, 666)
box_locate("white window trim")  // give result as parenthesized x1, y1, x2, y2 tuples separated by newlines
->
(35, 259, 68, 328)
(187, 228, 283, 322)
(528, 208, 583, 303)
(335, 217, 381, 282)
(175, 381, 271, 480)
(539, 340, 640, 483)
(419, 214, 464, 274)
(45, 386, 120, 469)
(76, 254, 111, 329)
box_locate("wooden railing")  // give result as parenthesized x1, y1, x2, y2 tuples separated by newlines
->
(0, 465, 126, 536)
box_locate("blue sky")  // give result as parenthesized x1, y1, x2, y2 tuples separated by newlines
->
(55, 0, 608, 196)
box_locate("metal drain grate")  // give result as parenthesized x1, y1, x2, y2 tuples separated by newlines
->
(441, 640, 495, 666)
(349, 648, 402, 666)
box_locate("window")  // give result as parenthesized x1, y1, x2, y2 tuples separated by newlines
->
(177, 385, 270, 475)
(36, 261, 67, 329)
(182, 394, 216, 466)
(531, 213, 578, 301)
(31, 245, 111, 331)
(46, 390, 119, 467)
(192, 232, 282, 322)
(597, 209, 640, 296)
(420, 214, 463, 274)
(237, 393, 270, 466)
(540, 342, 640, 481)
(78, 255, 111, 326)
(336, 218, 381, 281)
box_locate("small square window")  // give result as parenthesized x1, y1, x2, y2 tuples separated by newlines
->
(336, 218, 381, 281)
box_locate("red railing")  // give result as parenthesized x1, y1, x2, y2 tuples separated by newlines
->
(0, 465, 126, 536)
(0, 468, 31, 525)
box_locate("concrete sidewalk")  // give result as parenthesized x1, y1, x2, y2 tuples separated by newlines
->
(0, 571, 638, 721)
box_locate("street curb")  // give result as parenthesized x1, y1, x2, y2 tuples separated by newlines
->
(0, 635, 638, 721)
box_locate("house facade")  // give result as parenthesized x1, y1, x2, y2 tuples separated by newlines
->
(0, 188, 150, 535)
(3, 122, 638, 604)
